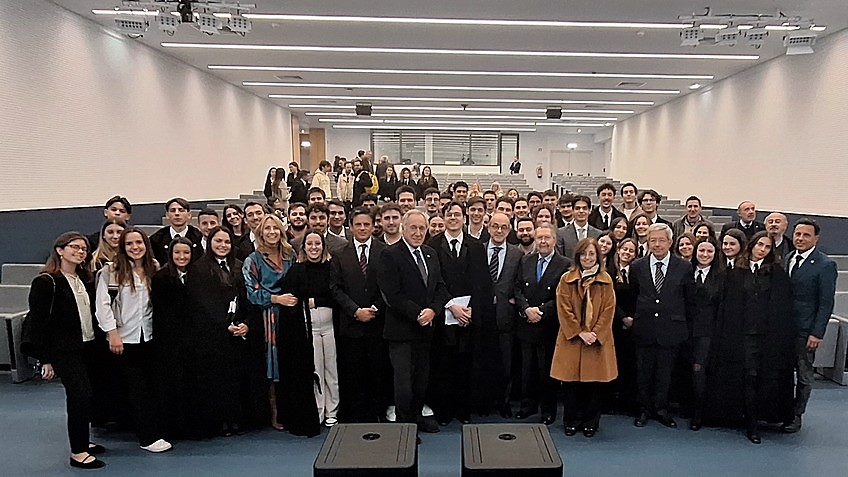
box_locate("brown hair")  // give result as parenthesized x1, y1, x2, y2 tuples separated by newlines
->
(43, 232, 92, 282)
(296, 229, 332, 263)
(572, 237, 602, 271)
(113, 227, 157, 291)
(89, 219, 126, 271)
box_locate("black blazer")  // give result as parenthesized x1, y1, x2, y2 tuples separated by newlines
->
(377, 242, 450, 341)
(352, 171, 373, 206)
(235, 233, 256, 262)
(27, 273, 97, 363)
(149, 225, 204, 266)
(588, 206, 626, 231)
(721, 220, 766, 239)
(630, 254, 696, 347)
(289, 179, 309, 204)
(690, 267, 723, 338)
(509, 161, 521, 174)
(773, 236, 795, 264)
(330, 240, 387, 338)
(514, 252, 571, 344)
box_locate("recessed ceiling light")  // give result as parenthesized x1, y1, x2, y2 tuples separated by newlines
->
(689, 83, 703, 90)
(162, 42, 759, 60)
(244, 81, 679, 95)
(269, 94, 654, 106)
(239, 14, 691, 30)
(209, 65, 715, 80)
(577, 128, 583, 133)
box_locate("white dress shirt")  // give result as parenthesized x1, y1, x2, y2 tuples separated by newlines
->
(695, 265, 711, 282)
(486, 240, 507, 280)
(354, 237, 372, 261)
(445, 231, 464, 257)
(574, 224, 589, 240)
(649, 253, 671, 277)
(169, 226, 188, 239)
(750, 259, 764, 273)
(790, 247, 815, 275)
(95, 266, 154, 343)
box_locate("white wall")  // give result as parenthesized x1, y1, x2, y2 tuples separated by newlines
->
(0, 0, 292, 211)
(611, 28, 848, 217)
(325, 129, 371, 160)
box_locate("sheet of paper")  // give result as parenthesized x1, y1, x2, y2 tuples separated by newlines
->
(444, 295, 471, 326)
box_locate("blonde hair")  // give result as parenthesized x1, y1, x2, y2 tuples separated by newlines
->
(255, 214, 293, 259)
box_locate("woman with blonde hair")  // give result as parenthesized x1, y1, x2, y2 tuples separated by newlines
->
(89, 219, 126, 272)
(552, 238, 617, 438)
(491, 181, 505, 198)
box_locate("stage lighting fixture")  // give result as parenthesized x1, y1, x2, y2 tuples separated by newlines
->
(355, 103, 372, 116)
(227, 16, 252, 34)
(784, 31, 817, 55)
(744, 28, 768, 48)
(114, 15, 149, 36)
(195, 12, 223, 34)
(156, 12, 179, 36)
(714, 27, 739, 47)
(680, 26, 704, 47)
(546, 106, 562, 119)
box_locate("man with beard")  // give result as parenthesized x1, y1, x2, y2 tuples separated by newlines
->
(380, 203, 403, 245)
(423, 188, 441, 218)
(396, 186, 417, 214)
(284, 202, 308, 245)
(291, 203, 348, 255)
(513, 198, 530, 228)
(515, 217, 536, 255)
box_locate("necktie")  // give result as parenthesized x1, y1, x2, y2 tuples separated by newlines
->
(753, 263, 760, 273)
(219, 259, 229, 273)
(602, 214, 609, 229)
(359, 244, 368, 275)
(727, 260, 734, 269)
(696, 269, 703, 285)
(413, 249, 428, 283)
(490, 246, 502, 282)
(791, 254, 803, 276)
(638, 244, 645, 258)
(621, 268, 628, 285)
(578, 228, 586, 240)
(654, 262, 665, 294)
(536, 256, 546, 282)
(450, 238, 459, 257)
(174, 233, 181, 239)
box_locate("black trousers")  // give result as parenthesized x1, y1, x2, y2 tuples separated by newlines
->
(120, 341, 163, 446)
(338, 334, 389, 422)
(52, 341, 98, 454)
(692, 337, 711, 417)
(431, 341, 472, 420)
(497, 331, 515, 406)
(388, 340, 431, 424)
(518, 339, 557, 417)
(636, 344, 678, 414)
(563, 382, 603, 428)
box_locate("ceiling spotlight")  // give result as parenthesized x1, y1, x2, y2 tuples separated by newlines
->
(576, 128, 582, 133)
(680, 26, 704, 47)
(567, 143, 578, 150)
(689, 83, 703, 90)
(784, 31, 817, 55)
(714, 27, 740, 47)
(810, 25, 827, 32)
(300, 140, 312, 148)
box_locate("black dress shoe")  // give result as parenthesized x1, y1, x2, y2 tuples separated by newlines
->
(457, 414, 472, 425)
(515, 410, 533, 420)
(564, 426, 578, 436)
(634, 412, 649, 428)
(438, 417, 451, 426)
(70, 455, 106, 469)
(780, 415, 801, 434)
(499, 405, 513, 419)
(541, 415, 556, 426)
(582, 427, 597, 438)
(419, 416, 440, 433)
(656, 414, 677, 429)
(689, 418, 702, 431)
(87, 444, 106, 455)
(746, 431, 762, 445)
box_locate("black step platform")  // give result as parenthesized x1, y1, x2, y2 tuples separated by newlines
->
(314, 423, 418, 477)
(462, 424, 563, 477)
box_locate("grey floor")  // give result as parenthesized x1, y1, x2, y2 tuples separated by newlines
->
(1, 377, 847, 476)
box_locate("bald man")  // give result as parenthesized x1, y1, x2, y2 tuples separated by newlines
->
(765, 212, 795, 263)
(721, 201, 765, 239)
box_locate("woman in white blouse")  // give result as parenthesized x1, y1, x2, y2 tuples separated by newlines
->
(95, 227, 172, 453)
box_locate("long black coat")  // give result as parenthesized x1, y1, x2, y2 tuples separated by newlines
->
(149, 225, 204, 266)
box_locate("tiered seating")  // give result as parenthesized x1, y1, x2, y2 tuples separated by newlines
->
(435, 173, 532, 196)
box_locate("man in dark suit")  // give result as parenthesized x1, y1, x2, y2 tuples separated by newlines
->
(495, 198, 521, 245)
(781, 218, 838, 433)
(556, 195, 602, 258)
(588, 183, 626, 230)
(148, 197, 203, 265)
(427, 202, 489, 425)
(327, 199, 351, 240)
(479, 212, 523, 417)
(351, 158, 372, 207)
(378, 209, 450, 439)
(630, 223, 695, 429)
(514, 223, 571, 424)
(290, 203, 348, 255)
(720, 201, 765, 239)
(330, 207, 389, 423)
(638, 190, 672, 227)
(765, 212, 795, 263)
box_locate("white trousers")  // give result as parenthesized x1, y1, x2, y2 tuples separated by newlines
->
(311, 307, 339, 422)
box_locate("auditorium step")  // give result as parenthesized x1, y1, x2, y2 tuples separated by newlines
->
(1, 264, 42, 286)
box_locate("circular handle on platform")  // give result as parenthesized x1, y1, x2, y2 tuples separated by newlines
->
(497, 433, 517, 441)
(361, 433, 382, 441)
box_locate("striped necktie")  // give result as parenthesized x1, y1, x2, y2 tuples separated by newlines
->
(654, 262, 665, 294)
(490, 247, 502, 282)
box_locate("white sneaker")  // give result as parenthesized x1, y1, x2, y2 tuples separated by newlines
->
(386, 405, 396, 422)
(140, 439, 172, 453)
(325, 417, 338, 427)
(422, 404, 434, 417)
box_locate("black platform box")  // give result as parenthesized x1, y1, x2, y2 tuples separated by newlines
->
(314, 423, 418, 477)
(462, 424, 563, 477)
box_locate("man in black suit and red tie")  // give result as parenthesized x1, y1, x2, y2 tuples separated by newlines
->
(781, 218, 838, 433)
(378, 209, 450, 441)
(720, 201, 765, 239)
(330, 207, 389, 423)
(630, 223, 695, 429)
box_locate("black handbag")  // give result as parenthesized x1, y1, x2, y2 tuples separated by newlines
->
(20, 273, 55, 359)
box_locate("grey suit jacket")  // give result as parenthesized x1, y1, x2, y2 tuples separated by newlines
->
(485, 242, 523, 332)
(555, 223, 602, 259)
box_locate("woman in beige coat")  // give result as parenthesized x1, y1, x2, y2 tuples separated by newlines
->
(552, 237, 617, 437)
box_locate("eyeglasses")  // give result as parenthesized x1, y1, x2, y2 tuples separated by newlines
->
(489, 224, 510, 231)
(65, 244, 88, 253)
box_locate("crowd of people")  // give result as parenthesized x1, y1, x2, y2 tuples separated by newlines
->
(24, 152, 838, 469)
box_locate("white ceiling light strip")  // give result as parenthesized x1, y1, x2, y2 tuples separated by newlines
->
(304, 112, 618, 121)
(162, 43, 759, 60)
(208, 65, 714, 80)
(269, 94, 653, 105)
(238, 13, 689, 30)
(288, 105, 636, 114)
(244, 81, 678, 94)
(318, 119, 608, 127)
(334, 125, 537, 131)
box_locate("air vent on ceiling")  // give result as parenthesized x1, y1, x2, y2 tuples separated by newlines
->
(617, 81, 647, 88)
(274, 74, 304, 81)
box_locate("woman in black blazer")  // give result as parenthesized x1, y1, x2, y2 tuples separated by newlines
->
(611, 238, 638, 415)
(28, 232, 106, 469)
(151, 236, 195, 439)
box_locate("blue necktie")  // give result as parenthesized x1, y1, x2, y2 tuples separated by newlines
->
(536, 257, 546, 282)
